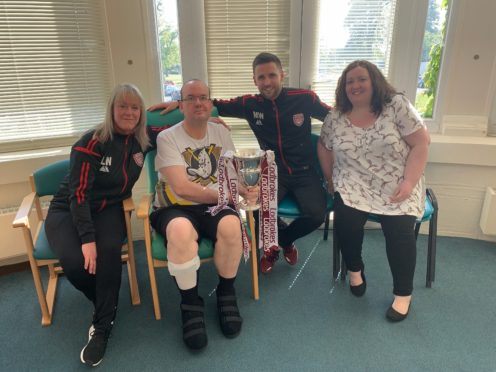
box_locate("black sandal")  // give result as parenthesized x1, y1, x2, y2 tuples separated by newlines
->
(180, 299, 208, 350)
(217, 293, 243, 338)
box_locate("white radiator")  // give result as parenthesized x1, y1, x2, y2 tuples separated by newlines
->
(0, 211, 28, 265)
(480, 187, 496, 235)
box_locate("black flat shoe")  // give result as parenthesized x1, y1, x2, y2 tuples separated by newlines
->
(349, 270, 366, 297)
(386, 302, 411, 322)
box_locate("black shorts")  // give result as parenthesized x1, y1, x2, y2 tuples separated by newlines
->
(149, 204, 239, 246)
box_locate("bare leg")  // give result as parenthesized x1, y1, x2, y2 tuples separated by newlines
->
(166, 217, 199, 264)
(214, 215, 242, 277)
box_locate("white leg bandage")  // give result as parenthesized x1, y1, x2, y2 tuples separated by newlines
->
(168, 256, 200, 290)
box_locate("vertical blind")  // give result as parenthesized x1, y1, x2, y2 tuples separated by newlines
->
(204, 0, 290, 146)
(313, 0, 397, 105)
(0, 0, 112, 152)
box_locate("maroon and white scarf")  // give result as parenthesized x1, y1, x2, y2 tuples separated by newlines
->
(208, 150, 278, 261)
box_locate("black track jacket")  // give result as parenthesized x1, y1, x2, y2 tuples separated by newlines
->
(213, 88, 331, 174)
(50, 127, 163, 244)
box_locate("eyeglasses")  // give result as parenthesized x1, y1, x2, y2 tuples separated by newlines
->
(180, 95, 211, 104)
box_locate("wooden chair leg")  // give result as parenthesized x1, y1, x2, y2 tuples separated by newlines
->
(126, 240, 141, 305)
(45, 263, 59, 322)
(144, 224, 162, 320)
(148, 262, 161, 320)
(123, 208, 140, 305)
(22, 227, 53, 326)
(30, 261, 52, 326)
(247, 211, 259, 300)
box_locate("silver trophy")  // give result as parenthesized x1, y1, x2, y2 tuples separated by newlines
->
(233, 149, 265, 211)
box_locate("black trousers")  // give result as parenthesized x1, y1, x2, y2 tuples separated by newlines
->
(45, 203, 126, 330)
(256, 167, 327, 248)
(333, 193, 417, 296)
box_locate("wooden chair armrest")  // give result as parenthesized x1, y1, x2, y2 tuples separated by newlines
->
(122, 197, 135, 212)
(12, 192, 37, 228)
(137, 194, 153, 219)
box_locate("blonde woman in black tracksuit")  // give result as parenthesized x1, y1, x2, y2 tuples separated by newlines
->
(45, 83, 164, 367)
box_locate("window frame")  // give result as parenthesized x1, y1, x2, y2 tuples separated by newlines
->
(388, 0, 459, 133)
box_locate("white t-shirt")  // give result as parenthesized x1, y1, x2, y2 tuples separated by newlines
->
(154, 121, 235, 207)
(320, 94, 426, 218)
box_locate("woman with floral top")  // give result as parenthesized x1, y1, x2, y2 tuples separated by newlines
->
(318, 60, 430, 322)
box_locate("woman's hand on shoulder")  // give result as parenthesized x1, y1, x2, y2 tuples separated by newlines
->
(82, 242, 97, 275)
(147, 101, 179, 115)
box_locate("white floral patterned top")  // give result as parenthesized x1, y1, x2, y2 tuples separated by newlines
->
(320, 94, 426, 218)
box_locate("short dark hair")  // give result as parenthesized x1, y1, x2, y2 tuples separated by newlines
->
(252, 52, 283, 73)
(335, 60, 398, 115)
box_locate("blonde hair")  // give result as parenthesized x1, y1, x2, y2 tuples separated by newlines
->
(93, 83, 149, 150)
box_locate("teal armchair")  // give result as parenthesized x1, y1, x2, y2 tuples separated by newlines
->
(332, 188, 439, 288)
(12, 159, 140, 326)
(138, 108, 259, 320)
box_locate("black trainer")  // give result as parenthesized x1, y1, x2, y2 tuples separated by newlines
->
(80, 325, 111, 367)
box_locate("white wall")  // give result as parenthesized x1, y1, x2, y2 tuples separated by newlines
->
(1, 0, 496, 265)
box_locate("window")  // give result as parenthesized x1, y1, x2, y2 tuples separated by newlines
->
(310, 0, 454, 131)
(171, 0, 456, 136)
(415, 0, 450, 119)
(204, 0, 290, 145)
(313, 0, 397, 105)
(0, 0, 112, 152)
(154, 0, 182, 102)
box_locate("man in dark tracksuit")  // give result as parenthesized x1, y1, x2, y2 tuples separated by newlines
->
(213, 52, 331, 273)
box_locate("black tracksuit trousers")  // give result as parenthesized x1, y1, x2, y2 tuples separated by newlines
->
(45, 203, 125, 330)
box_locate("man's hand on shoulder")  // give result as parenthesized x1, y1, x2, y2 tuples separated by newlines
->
(147, 101, 179, 115)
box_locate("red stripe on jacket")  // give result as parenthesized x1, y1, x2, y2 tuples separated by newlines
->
(73, 147, 101, 157)
(76, 162, 90, 204)
(120, 136, 130, 193)
(286, 89, 332, 110)
(87, 139, 98, 152)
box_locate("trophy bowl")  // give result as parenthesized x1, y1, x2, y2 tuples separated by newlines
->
(233, 149, 265, 210)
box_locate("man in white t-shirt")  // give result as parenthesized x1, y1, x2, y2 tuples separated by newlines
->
(150, 79, 257, 351)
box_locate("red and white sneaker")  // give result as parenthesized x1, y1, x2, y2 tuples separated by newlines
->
(281, 243, 298, 265)
(260, 247, 280, 274)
